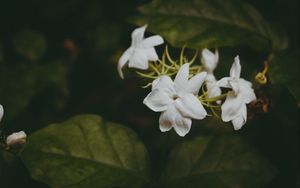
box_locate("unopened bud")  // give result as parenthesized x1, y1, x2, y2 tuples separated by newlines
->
(6, 131, 27, 148)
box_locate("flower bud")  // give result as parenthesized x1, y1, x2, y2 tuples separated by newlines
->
(6, 131, 27, 148)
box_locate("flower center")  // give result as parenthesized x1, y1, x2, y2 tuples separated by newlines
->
(172, 94, 179, 100)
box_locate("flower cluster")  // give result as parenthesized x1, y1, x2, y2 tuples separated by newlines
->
(118, 25, 256, 136)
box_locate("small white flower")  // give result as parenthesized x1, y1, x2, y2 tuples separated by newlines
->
(143, 64, 207, 136)
(6, 131, 27, 147)
(218, 56, 256, 130)
(201, 49, 221, 99)
(201, 48, 219, 74)
(117, 25, 164, 79)
(0, 104, 3, 122)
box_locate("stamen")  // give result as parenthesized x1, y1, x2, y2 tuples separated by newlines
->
(180, 45, 186, 66)
(149, 63, 161, 75)
(165, 46, 179, 68)
(142, 83, 152, 88)
(188, 49, 199, 65)
(255, 53, 274, 85)
(255, 60, 269, 85)
(136, 71, 158, 79)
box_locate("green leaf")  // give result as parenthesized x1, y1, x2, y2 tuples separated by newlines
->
(21, 115, 150, 188)
(161, 135, 276, 188)
(132, 0, 288, 51)
(269, 50, 300, 105)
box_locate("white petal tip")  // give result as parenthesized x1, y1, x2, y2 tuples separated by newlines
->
(234, 55, 240, 63)
(202, 48, 211, 55)
(159, 127, 172, 133)
(176, 130, 188, 137)
(156, 36, 164, 45)
(181, 63, 190, 70)
(142, 98, 147, 105)
(221, 114, 231, 122)
(233, 127, 242, 131)
(117, 67, 124, 79)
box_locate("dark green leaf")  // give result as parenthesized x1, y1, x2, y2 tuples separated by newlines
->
(162, 135, 276, 188)
(132, 0, 288, 51)
(21, 114, 150, 188)
(269, 50, 300, 105)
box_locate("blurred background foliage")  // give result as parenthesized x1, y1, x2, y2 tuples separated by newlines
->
(0, 0, 299, 187)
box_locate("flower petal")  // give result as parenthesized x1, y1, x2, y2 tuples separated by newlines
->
(232, 104, 247, 130)
(173, 117, 192, 137)
(221, 91, 243, 122)
(229, 79, 240, 94)
(117, 48, 132, 79)
(206, 81, 221, 98)
(230, 56, 241, 79)
(159, 107, 174, 132)
(217, 77, 231, 88)
(159, 105, 192, 136)
(145, 48, 159, 61)
(131, 25, 147, 47)
(205, 74, 217, 82)
(239, 79, 256, 103)
(174, 63, 189, 92)
(175, 93, 207, 120)
(232, 115, 244, 130)
(0, 104, 3, 122)
(187, 72, 207, 95)
(201, 49, 219, 73)
(143, 89, 172, 112)
(128, 49, 149, 70)
(142, 35, 164, 48)
(152, 76, 175, 96)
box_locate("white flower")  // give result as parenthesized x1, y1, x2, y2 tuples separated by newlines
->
(201, 49, 221, 99)
(0, 104, 3, 122)
(143, 64, 207, 136)
(6, 131, 27, 147)
(117, 25, 164, 79)
(218, 56, 256, 130)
